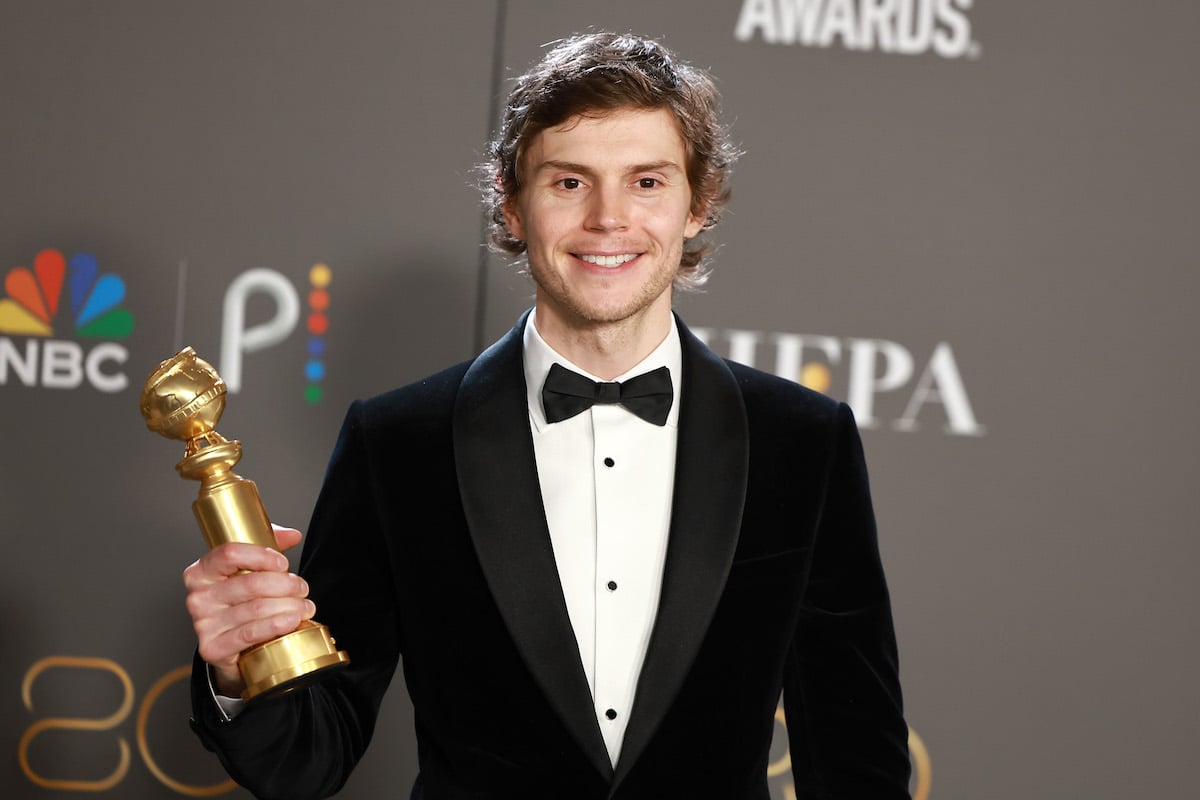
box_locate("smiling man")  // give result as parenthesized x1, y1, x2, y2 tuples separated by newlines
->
(183, 33, 911, 799)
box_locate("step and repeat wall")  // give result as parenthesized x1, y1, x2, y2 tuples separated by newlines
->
(2, 2, 1196, 798)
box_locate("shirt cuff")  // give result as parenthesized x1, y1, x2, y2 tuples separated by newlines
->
(206, 664, 245, 721)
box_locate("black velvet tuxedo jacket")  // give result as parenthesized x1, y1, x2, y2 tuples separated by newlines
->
(190, 314, 911, 799)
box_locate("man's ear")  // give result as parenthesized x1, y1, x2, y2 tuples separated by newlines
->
(503, 203, 525, 241)
(499, 178, 524, 241)
(684, 204, 706, 239)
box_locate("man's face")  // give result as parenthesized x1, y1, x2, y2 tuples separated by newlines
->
(504, 107, 705, 335)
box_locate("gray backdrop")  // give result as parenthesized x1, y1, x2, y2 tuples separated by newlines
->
(2, 2, 1196, 798)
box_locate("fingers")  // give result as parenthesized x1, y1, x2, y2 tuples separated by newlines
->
(180, 524, 302, 590)
(186, 573, 318, 683)
(187, 567, 309, 611)
(271, 523, 303, 553)
(181, 536, 315, 691)
(184, 542, 289, 589)
(194, 591, 317, 670)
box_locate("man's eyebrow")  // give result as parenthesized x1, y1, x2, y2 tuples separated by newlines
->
(534, 160, 593, 174)
(533, 159, 685, 175)
(628, 160, 686, 175)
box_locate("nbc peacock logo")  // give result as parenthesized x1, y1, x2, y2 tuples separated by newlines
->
(0, 248, 134, 392)
(0, 248, 133, 337)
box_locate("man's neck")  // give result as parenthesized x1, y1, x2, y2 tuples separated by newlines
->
(532, 302, 673, 380)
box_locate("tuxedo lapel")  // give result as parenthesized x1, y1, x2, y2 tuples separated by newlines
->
(452, 313, 613, 782)
(611, 317, 750, 791)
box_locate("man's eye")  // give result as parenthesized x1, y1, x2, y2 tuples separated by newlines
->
(560, 178, 582, 190)
(637, 178, 660, 189)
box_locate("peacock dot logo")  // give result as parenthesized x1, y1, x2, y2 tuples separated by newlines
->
(0, 248, 134, 339)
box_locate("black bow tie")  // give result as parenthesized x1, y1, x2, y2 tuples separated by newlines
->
(541, 363, 673, 426)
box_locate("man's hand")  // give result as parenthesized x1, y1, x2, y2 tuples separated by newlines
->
(182, 524, 315, 697)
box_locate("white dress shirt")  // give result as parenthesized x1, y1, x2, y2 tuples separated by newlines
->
(523, 311, 680, 766)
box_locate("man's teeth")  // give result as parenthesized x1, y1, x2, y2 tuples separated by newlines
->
(577, 253, 638, 267)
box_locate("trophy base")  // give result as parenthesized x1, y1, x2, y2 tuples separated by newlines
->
(239, 619, 350, 702)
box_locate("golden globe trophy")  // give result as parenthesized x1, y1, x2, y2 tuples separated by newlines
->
(140, 347, 349, 701)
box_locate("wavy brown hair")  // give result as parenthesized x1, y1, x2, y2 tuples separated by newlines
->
(482, 32, 739, 289)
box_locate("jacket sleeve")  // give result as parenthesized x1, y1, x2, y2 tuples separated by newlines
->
(782, 402, 912, 799)
(189, 400, 402, 800)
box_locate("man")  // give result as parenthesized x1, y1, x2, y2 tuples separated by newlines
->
(184, 32, 910, 799)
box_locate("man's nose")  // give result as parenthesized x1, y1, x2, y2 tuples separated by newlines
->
(584, 184, 630, 232)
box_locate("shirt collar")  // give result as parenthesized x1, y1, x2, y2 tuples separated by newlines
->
(523, 309, 683, 432)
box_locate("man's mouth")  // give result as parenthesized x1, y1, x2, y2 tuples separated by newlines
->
(574, 253, 640, 267)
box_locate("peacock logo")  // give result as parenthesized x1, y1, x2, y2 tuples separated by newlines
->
(0, 248, 133, 393)
(0, 249, 134, 338)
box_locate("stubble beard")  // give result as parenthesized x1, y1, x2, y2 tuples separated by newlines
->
(530, 245, 681, 332)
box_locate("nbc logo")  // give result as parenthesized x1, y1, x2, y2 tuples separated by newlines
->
(0, 248, 134, 392)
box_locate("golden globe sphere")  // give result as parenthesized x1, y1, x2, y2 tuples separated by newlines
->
(140, 347, 228, 442)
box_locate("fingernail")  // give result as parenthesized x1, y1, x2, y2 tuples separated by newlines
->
(304, 600, 316, 616)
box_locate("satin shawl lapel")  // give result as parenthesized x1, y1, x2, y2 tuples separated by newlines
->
(611, 317, 750, 791)
(452, 313, 613, 782)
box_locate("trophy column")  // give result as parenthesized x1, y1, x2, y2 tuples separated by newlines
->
(141, 347, 349, 701)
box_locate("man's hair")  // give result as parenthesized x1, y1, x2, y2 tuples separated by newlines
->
(483, 32, 739, 289)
